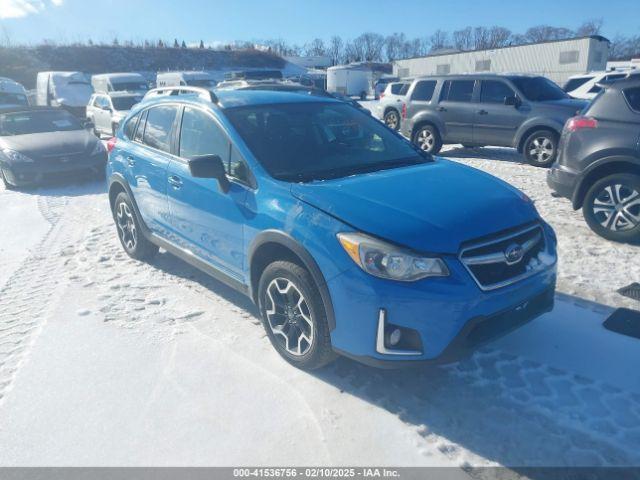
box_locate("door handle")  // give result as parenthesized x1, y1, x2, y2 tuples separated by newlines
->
(126, 156, 135, 167)
(436, 106, 447, 112)
(168, 175, 182, 189)
(477, 110, 488, 115)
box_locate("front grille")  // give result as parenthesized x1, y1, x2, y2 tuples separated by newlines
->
(460, 224, 547, 291)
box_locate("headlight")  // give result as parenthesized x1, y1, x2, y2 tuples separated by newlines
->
(90, 141, 106, 156)
(337, 232, 449, 281)
(2, 148, 35, 163)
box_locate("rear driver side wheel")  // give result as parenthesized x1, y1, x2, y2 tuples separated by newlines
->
(412, 124, 442, 155)
(112, 192, 159, 261)
(582, 173, 640, 244)
(523, 129, 558, 167)
(384, 110, 400, 131)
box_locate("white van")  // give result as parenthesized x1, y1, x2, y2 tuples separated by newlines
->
(156, 71, 217, 89)
(326, 65, 373, 100)
(563, 69, 640, 100)
(91, 73, 149, 94)
(0, 77, 29, 107)
(36, 71, 93, 117)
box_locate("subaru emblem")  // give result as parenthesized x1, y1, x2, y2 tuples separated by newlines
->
(504, 243, 524, 265)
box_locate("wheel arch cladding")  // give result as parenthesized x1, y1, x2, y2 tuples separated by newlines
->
(248, 230, 336, 331)
(573, 158, 640, 209)
(108, 174, 150, 234)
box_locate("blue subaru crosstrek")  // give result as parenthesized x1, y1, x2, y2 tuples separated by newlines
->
(106, 86, 558, 369)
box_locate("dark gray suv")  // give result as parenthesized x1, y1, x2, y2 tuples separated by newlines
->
(400, 74, 587, 167)
(548, 78, 640, 243)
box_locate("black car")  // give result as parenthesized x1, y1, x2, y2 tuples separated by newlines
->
(400, 74, 587, 167)
(548, 78, 640, 243)
(0, 106, 106, 188)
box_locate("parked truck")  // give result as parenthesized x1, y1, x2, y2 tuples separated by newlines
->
(91, 73, 149, 94)
(36, 71, 93, 118)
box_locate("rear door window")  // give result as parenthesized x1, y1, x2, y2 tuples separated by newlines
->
(480, 80, 515, 104)
(411, 80, 436, 101)
(143, 105, 178, 153)
(441, 80, 475, 102)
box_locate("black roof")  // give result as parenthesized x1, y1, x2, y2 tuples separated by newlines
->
(396, 35, 610, 62)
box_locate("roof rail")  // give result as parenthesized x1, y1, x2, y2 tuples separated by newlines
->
(143, 86, 218, 103)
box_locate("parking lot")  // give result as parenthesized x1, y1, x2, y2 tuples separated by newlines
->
(1, 135, 639, 469)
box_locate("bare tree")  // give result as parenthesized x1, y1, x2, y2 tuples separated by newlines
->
(429, 30, 449, 52)
(487, 26, 512, 48)
(384, 33, 406, 62)
(473, 27, 490, 49)
(327, 35, 344, 65)
(576, 18, 603, 37)
(524, 25, 573, 43)
(453, 27, 473, 51)
(305, 38, 326, 56)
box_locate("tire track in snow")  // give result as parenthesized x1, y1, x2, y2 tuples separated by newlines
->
(0, 193, 74, 403)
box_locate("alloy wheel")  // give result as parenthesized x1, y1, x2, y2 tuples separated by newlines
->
(592, 183, 640, 232)
(116, 201, 138, 250)
(529, 136, 554, 164)
(416, 128, 434, 152)
(385, 111, 399, 130)
(264, 278, 314, 356)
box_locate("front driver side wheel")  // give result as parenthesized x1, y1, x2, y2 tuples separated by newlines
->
(413, 124, 442, 155)
(258, 261, 335, 370)
(113, 192, 159, 261)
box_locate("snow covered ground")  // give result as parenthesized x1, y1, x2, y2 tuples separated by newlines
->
(0, 143, 639, 469)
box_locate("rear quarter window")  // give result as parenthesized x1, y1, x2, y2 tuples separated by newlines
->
(623, 87, 640, 112)
(411, 80, 436, 101)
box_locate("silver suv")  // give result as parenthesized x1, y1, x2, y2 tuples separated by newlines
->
(86, 92, 142, 137)
(374, 81, 409, 130)
(400, 74, 587, 167)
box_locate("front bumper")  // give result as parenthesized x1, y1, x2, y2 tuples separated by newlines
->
(326, 240, 557, 367)
(547, 164, 580, 201)
(2, 153, 107, 186)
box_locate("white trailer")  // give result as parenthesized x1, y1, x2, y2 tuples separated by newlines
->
(91, 73, 149, 94)
(326, 65, 373, 99)
(156, 71, 217, 89)
(36, 71, 93, 117)
(0, 77, 29, 107)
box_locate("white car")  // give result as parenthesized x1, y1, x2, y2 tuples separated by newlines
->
(0, 77, 29, 107)
(563, 69, 639, 100)
(374, 81, 409, 131)
(86, 92, 142, 137)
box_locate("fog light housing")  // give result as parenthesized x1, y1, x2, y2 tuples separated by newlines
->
(376, 309, 422, 356)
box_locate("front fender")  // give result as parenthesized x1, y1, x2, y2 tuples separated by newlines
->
(514, 118, 564, 150)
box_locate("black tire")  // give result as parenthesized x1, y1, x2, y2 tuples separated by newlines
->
(412, 124, 442, 155)
(1, 168, 16, 190)
(582, 173, 640, 244)
(383, 109, 401, 131)
(463, 144, 482, 149)
(523, 129, 558, 167)
(112, 123, 119, 136)
(112, 192, 159, 261)
(360, 91, 367, 101)
(258, 261, 335, 370)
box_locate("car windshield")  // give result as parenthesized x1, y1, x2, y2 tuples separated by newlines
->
(0, 92, 29, 106)
(225, 102, 430, 182)
(509, 76, 568, 101)
(0, 110, 83, 136)
(112, 82, 148, 92)
(111, 96, 141, 111)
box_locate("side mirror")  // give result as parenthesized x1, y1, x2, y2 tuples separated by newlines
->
(83, 120, 95, 131)
(504, 95, 520, 107)
(187, 154, 230, 193)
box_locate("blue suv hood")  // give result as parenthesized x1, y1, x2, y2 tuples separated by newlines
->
(291, 159, 539, 254)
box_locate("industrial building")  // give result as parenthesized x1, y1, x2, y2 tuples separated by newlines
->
(393, 35, 610, 85)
